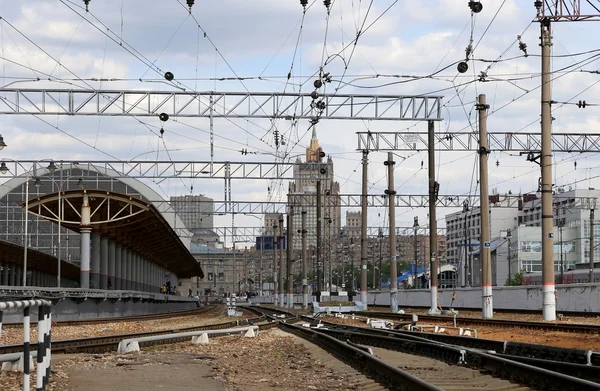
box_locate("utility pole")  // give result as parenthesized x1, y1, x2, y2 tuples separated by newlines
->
(273, 222, 278, 305)
(590, 209, 595, 283)
(232, 242, 236, 296)
(540, 17, 556, 321)
(477, 94, 493, 319)
(316, 180, 322, 302)
(360, 150, 369, 308)
(413, 217, 419, 289)
(379, 228, 383, 289)
(301, 210, 308, 309)
(279, 214, 285, 307)
(427, 120, 440, 314)
(244, 247, 248, 295)
(259, 238, 263, 296)
(462, 200, 470, 287)
(287, 208, 294, 308)
(385, 152, 398, 312)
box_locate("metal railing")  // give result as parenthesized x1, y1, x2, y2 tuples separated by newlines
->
(0, 299, 52, 391)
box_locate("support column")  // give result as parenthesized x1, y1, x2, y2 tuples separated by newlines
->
(360, 150, 369, 308)
(8, 265, 15, 286)
(91, 234, 101, 289)
(132, 255, 138, 291)
(478, 94, 493, 319)
(115, 244, 122, 290)
(386, 152, 398, 312)
(80, 229, 91, 289)
(2, 262, 9, 285)
(108, 240, 116, 290)
(99, 237, 109, 289)
(125, 250, 132, 290)
(79, 193, 92, 289)
(428, 120, 441, 314)
(540, 19, 555, 321)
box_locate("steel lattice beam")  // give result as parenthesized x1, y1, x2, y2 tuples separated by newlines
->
(211, 226, 446, 240)
(152, 194, 598, 213)
(536, 1, 600, 21)
(0, 89, 443, 121)
(0, 160, 332, 180)
(356, 131, 600, 152)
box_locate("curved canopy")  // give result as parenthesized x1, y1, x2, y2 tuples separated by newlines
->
(0, 240, 80, 281)
(25, 189, 203, 279)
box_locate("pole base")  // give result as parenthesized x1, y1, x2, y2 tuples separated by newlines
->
(542, 284, 556, 321)
(390, 290, 398, 312)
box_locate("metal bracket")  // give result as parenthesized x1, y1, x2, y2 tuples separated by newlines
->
(521, 151, 542, 166)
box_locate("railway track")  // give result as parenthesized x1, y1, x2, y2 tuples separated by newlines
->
(0, 307, 265, 355)
(370, 304, 600, 318)
(248, 307, 600, 391)
(355, 310, 600, 334)
(2, 305, 215, 328)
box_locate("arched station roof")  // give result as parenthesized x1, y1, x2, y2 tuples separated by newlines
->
(25, 189, 203, 279)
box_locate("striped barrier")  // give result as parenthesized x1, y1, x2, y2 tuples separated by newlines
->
(0, 300, 52, 391)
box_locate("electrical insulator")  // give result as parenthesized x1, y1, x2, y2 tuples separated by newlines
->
(300, 0, 308, 8)
(187, 0, 195, 11)
(314, 79, 323, 89)
(83, 0, 90, 12)
(577, 100, 587, 108)
(496, 160, 500, 167)
(164, 71, 174, 81)
(457, 61, 468, 73)
(324, 0, 331, 9)
(160, 127, 165, 137)
(574, 161, 577, 169)
(274, 130, 280, 147)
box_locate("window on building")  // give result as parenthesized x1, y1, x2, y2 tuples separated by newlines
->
(219, 272, 225, 280)
(208, 273, 214, 281)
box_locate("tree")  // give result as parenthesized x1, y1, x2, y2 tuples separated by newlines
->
(505, 270, 525, 286)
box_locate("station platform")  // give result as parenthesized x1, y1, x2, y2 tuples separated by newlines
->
(0, 285, 199, 323)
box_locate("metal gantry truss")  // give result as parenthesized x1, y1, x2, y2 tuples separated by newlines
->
(357, 131, 600, 152)
(536, 1, 600, 21)
(204, 226, 447, 242)
(0, 89, 443, 121)
(0, 160, 331, 180)
(152, 194, 598, 214)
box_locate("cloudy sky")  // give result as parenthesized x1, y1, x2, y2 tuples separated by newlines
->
(1, 0, 600, 242)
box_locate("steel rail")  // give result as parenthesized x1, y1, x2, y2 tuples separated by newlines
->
(355, 311, 600, 334)
(369, 304, 600, 318)
(277, 322, 444, 391)
(2, 306, 215, 328)
(0, 309, 268, 355)
(315, 327, 600, 391)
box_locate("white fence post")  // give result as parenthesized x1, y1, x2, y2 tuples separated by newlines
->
(0, 300, 52, 391)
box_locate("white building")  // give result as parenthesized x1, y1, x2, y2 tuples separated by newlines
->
(169, 194, 215, 230)
(445, 206, 519, 286)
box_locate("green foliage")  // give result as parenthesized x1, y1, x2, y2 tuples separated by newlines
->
(505, 270, 525, 286)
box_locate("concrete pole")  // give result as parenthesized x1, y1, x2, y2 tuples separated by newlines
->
(386, 152, 398, 312)
(316, 180, 323, 301)
(273, 223, 278, 304)
(91, 234, 101, 289)
(427, 120, 440, 314)
(540, 18, 556, 321)
(114, 244, 121, 290)
(360, 150, 369, 309)
(232, 244, 236, 296)
(279, 214, 285, 307)
(478, 94, 493, 319)
(108, 240, 116, 290)
(590, 209, 595, 283)
(79, 193, 91, 289)
(99, 237, 109, 289)
(259, 239, 263, 296)
(301, 210, 308, 309)
(287, 208, 294, 308)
